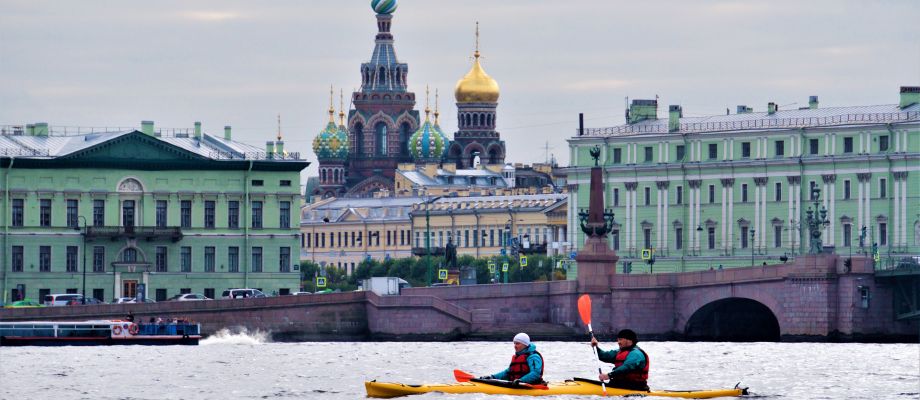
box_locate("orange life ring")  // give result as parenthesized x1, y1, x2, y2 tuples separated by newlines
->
(128, 323, 139, 335)
(112, 325, 123, 335)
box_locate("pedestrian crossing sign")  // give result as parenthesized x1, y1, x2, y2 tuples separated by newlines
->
(641, 248, 652, 260)
(316, 277, 327, 288)
(519, 255, 528, 267)
(873, 252, 880, 262)
(502, 262, 509, 272)
(438, 269, 448, 280)
(488, 261, 496, 273)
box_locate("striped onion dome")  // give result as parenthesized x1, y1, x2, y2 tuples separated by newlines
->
(409, 107, 448, 162)
(371, 0, 397, 14)
(312, 104, 349, 161)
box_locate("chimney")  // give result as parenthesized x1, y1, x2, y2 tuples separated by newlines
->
(224, 125, 232, 141)
(668, 105, 682, 132)
(767, 102, 777, 115)
(275, 141, 284, 155)
(25, 124, 35, 136)
(899, 86, 920, 109)
(141, 120, 155, 136)
(34, 122, 49, 137)
(628, 99, 658, 124)
(265, 141, 275, 157)
(194, 121, 202, 138)
(808, 96, 819, 109)
(578, 113, 584, 136)
(736, 105, 752, 114)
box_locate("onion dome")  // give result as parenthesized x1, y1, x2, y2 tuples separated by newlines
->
(455, 23, 499, 103)
(409, 87, 448, 162)
(371, 0, 398, 14)
(312, 87, 349, 160)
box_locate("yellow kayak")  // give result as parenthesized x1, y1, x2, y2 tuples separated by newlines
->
(365, 378, 747, 398)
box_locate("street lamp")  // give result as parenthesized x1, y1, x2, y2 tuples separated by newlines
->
(750, 228, 756, 267)
(75, 216, 88, 304)
(425, 194, 432, 286)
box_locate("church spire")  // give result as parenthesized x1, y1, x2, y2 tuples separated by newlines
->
(277, 113, 282, 141)
(434, 89, 440, 126)
(328, 85, 335, 123)
(338, 89, 346, 126)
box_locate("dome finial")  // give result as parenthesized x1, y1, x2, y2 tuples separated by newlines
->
(434, 89, 440, 125)
(328, 85, 335, 123)
(474, 21, 480, 59)
(371, 0, 398, 15)
(424, 85, 431, 121)
(455, 22, 499, 103)
(277, 113, 282, 141)
(338, 89, 346, 126)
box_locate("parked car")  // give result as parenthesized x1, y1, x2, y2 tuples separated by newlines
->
(292, 291, 312, 295)
(167, 293, 212, 301)
(221, 288, 267, 299)
(43, 294, 83, 306)
(113, 297, 155, 304)
(5, 299, 43, 308)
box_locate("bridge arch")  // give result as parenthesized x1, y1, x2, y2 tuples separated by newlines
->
(684, 297, 780, 341)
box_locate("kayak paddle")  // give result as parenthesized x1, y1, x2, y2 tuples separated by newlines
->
(577, 294, 608, 396)
(453, 369, 548, 390)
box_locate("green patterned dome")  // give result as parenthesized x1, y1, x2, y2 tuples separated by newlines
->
(371, 0, 397, 14)
(313, 108, 349, 160)
(409, 110, 448, 162)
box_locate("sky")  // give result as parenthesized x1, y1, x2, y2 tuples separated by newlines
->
(1, 0, 918, 180)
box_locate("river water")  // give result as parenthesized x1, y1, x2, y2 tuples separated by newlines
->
(1, 330, 917, 399)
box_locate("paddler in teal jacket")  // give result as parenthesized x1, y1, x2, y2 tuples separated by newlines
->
(480, 333, 545, 385)
(591, 329, 650, 391)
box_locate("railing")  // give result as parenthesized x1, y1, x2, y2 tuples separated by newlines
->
(85, 226, 183, 241)
(578, 111, 920, 136)
(0, 125, 200, 137)
(208, 151, 303, 161)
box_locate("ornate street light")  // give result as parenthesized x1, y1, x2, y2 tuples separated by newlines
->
(805, 187, 831, 255)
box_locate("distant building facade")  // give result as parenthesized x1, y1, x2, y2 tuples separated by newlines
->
(564, 87, 920, 273)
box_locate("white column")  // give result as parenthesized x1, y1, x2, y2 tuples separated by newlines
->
(728, 187, 734, 254)
(788, 181, 794, 247)
(901, 178, 908, 247)
(721, 185, 727, 252)
(761, 185, 767, 249)
(665, 144, 670, 162)
(723, 139, 729, 160)
(632, 189, 638, 251)
(823, 182, 829, 241)
(729, 138, 735, 159)
(865, 181, 872, 237)
(857, 181, 864, 231)
(695, 187, 702, 249)
(754, 185, 760, 249)
(663, 188, 669, 252)
(688, 187, 695, 252)
(658, 142, 663, 163)
(656, 187, 662, 249)
(829, 181, 836, 246)
(624, 189, 631, 249)
(894, 178, 900, 247)
(795, 183, 801, 251)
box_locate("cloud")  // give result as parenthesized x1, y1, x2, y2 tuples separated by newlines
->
(178, 10, 241, 22)
(817, 46, 869, 57)
(562, 79, 634, 92)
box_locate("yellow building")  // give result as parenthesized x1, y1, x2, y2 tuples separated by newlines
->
(408, 193, 569, 259)
(394, 162, 562, 198)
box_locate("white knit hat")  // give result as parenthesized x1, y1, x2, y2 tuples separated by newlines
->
(513, 332, 531, 346)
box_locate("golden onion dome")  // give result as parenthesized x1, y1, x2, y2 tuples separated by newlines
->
(455, 51, 499, 103)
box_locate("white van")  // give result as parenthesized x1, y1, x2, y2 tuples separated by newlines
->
(43, 294, 83, 306)
(220, 288, 267, 299)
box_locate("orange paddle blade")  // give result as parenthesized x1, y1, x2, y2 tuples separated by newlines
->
(453, 369, 475, 382)
(577, 294, 592, 325)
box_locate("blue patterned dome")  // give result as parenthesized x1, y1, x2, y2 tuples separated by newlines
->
(409, 109, 448, 162)
(371, 0, 397, 14)
(313, 106, 349, 161)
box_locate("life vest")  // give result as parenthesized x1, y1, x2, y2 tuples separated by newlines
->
(612, 346, 649, 383)
(507, 350, 543, 381)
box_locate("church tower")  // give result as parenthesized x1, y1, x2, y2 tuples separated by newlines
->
(312, 87, 349, 199)
(449, 22, 505, 168)
(345, 0, 420, 195)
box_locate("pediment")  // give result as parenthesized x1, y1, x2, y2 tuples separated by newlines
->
(61, 131, 208, 162)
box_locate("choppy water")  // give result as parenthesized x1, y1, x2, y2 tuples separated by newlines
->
(1, 331, 917, 399)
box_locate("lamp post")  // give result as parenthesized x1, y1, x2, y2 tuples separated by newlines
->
(76, 216, 87, 304)
(859, 225, 867, 256)
(750, 229, 756, 267)
(425, 195, 431, 286)
(804, 187, 830, 255)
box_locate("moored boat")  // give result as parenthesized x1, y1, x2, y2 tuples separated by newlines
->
(365, 377, 748, 398)
(0, 320, 201, 346)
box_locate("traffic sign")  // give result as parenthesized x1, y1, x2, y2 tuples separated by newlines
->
(438, 269, 448, 280)
(519, 255, 528, 267)
(488, 261, 496, 273)
(502, 262, 509, 272)
(500, 248, 507, 256)
(570, 251, 577, 259)
(316, 277, 327, 288)
(641, 248, 652, 260)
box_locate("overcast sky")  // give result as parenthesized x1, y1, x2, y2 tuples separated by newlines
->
(1, 0, 918, 179)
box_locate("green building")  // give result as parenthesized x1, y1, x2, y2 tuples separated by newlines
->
(0, 122, 308, 302)
(565, 86, 920, 272)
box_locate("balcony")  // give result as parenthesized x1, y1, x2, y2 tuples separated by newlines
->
(85, 226, 183, 242)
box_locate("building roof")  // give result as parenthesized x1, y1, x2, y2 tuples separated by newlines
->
(579, 103, 920, 137)
(418, 193, 567, 214)
(397, 167, 511, 188)
(301, 196, 424, 224)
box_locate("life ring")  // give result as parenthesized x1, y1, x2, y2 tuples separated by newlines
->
(112, 325, 123, 335)
(128, 323, 139, 335)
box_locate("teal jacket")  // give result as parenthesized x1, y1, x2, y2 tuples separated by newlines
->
(488, 343, 544, 384)
(596, 344, 646, 376)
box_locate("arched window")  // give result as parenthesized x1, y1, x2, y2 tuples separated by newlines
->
(122, 248, 138, 262)
(400, 122, 412, 156)
(489, 148, 500, 164)
(375, 122, 388, 156)
(487, 114, 493, 126)
(395, 68, 401, 85)
(473, 114, 479, 126)
(379, 67, 387, 86)
(465, 114, 471, 127)
(480, 113, 486, 126)
(333, 169, 339, 183)
(321, 169, 327, 183)
(354, 122, 364, 155)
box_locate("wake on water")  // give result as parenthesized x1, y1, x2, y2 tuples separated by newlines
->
(200, 327, 272, 345)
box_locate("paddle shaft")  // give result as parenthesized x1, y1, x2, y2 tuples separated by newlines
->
(587, 323, 608, 396)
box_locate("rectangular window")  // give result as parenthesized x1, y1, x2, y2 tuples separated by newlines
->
(843, 224, 852, 247)
(386, 231, 392, 247)
(252, 201, 263, 229)
(228, 247, 240, 272)
(708, 227, 715, 250)
(844, 180, 851, 200)
(251, 180, 264, 187)
(774, 140, 785, 157)
(879, 179, 887, 198)
(66, 246, 78, 272)
(122, 200, 135, 228)
(708, 143, 717, 160)
(774, 182, 782, 202)
(66, 199, 79, 228)
(489, 229, 495, 247)
(94, 289, 106, 302)
(279, 201, 291, 229)
(644, 187, 651, 206)
(810, 181, 817, 199)
(644, 146, 653, 163)
(93, 200, 105, 226)
(280, 247, 291, 272)
(844, 137, 853, 153)
(675, 228, 683, 250)
(156, 247, 167, 272)
(708, 185, 715, 204)
(93, 246, 105, 272)
(676, 145, 685, 161)
(742, 184, 748, 203)
(12, 199, 24, 227)
(252, 247, 263, 273)
(204, 246, 215, 272)
(322, 232, 326, 247)
(39, 246, 51, 272)
(809, 139, 819, 155)
(643, 228, 651, 250)
(613, 148, 622, 164)
(204, 288, 215, 300)
(741, 226, 749, 249)
(473, 230, 479, 247)
(181, 247, 191, 272)
(12, 246, 23, 272)
(742, 142, 751, 158)
(879, 223, 887, 246)
(155, 289, 167, 302)
(280, 180, 292, 187)
(879, 135, 889, 152)
(464, 230, 470, 248)
(180, 200, 192, 228)
(156, 200, 168, 228)
(774, 226, 782, 248)
(613, 188, 620, 207)
(612, 229, 620, 251)
(204, 201, 215, 229)
(40, 199, 52, 227)
(228, 201, 240, 229)
(676, 186, 683, 205)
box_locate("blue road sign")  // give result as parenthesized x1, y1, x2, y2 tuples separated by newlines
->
(570, 251, 577, 259)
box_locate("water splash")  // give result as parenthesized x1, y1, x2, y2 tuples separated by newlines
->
(201, 327, 272, 345)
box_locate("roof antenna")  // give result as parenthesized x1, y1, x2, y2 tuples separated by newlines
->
(277, 113, 282, 141)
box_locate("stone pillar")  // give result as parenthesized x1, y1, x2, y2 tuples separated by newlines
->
(576, 162, 619, 294)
